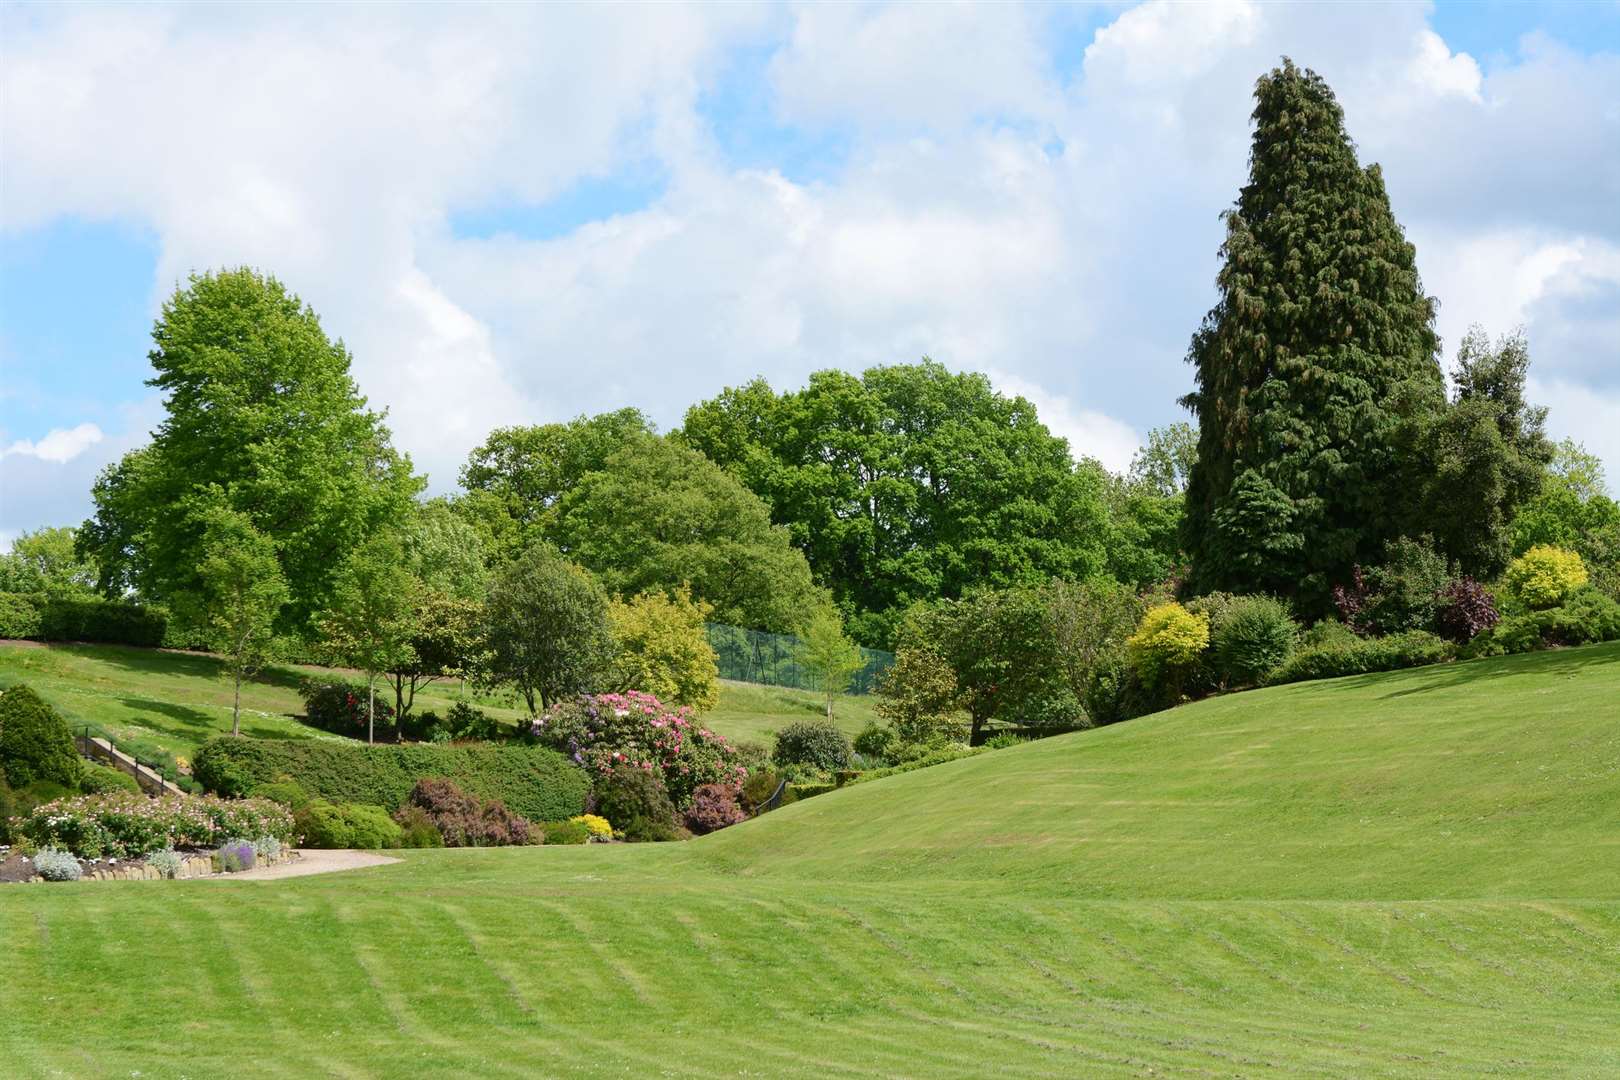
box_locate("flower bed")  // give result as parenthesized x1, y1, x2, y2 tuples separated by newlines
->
(531, 691, 747, 808)
(15, 793, 295, 859)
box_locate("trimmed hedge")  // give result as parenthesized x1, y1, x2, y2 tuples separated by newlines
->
(0, 594, 170, 647)
(192, 737, 589, 823)
(1267, 630, 1454, 686)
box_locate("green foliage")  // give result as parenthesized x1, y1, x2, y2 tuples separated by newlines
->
(1183, 60, 1445, 610)
(80, 268, 422, 637)
(549, 435, 818, 633)
(681, 362, 1111, 647)
(386, 590, 486, 721)
(31, 848, 82, 882)
(0, 527, 98, 598)
(848, 744, 989, 785)
(852, 722, 897, 764)
(250, 779, 312, 811)
(1504, 545, 1588, 611)
(452, 409, 656, 563)
(19, 793, 294, 859)
(319, 531, 419, 742)
(1268, 630, 1454, 685)
(793, 603, 865, 718)
(295, 801, 402, 850)
(1209, 596, 1298, 687)
(874, 647, 965, 745)
(738, 769, 794, 814)
(402, 501, 490, 601)
(1511, 440, 1620, 597)
(593, 762, 683, 842)
(191, 737, 589, 822)
(79, 763, 141, 796)
(1126, 603, 1210, 690)
(1486, 588, 1620, 654)
(540, 818, 591, 845)
(899, 586, 1080, 742)
(1337, 536, 1451, 636)
(1044, 578, 1144, 725)
(391, 805, 445, 848)
(0, 592, 42, 639)
(0, 683, 82, 790)
(771, 720, 853, 773)
(605, 586, 719, 710)
(484, 543, 614, 713)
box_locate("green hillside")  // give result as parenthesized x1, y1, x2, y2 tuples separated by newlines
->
(3, 644, 1619, 1076)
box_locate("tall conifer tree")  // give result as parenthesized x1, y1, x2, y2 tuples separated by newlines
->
(1182, 60, 1444, 609)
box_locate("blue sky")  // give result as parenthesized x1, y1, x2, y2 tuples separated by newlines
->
(3, 0, 1619, 543)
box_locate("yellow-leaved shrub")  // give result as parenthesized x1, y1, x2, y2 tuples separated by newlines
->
(1504, 545, 1587, 610)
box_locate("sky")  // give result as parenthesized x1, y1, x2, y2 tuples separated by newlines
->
(3, 0, 1618, 545)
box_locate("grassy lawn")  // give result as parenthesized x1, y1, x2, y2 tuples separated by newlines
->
(0, 642, 878, 763)
(3, 642, 1619, 1075)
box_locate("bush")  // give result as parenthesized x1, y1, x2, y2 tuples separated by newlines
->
(79, 762, 142, 796)
(35, 597, 167, 647)
(295, 802, 403, 850)
(1489, 587, 1620, 653)
(771, 720, 853, 773)
(0, 684, 83, 790)
(738, 770, 794, 815)
(250, 779, 312, 811)
(1504, 545, 1588, 610)
(192, 737, 588, 822)
(1209, 596, 1297, 687)
(404, 778, 532, 847)
(0, 592, 43, 639)
(852, 723, 897, 764)
(253, 835, 282, 861)
(214, 840, 257, 873)
(391, 805, 446, 848)
(145, 848, 184, 879)
(593, 763, 683, 842)
(1435, 577, 1500, 643)
(572, 813, 614, 840)
(850, 744, 989, 785)
(1268, 630, 1454, 685)
(531, 691, 744, 809)
(605, 586, 721, 710)
(684, 783, 746, 835)
(1126, 603, 1210, 689)
(982, 732, 1024, 750)
(300, 679, 397, 740)
(1301, 618, 1359, 649)
(444, 701, 501, 741)
(541, 819, 591, 845)
(875, 647, 966, 745)
(0, 778, 12, 843)
(33, 848, 81, 881)
(19, 793, 294, 859)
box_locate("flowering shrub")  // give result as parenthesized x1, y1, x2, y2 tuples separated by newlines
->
(32, 848, 81, 881)
(300, 678, 396, 738)
(683, 783, 745, 835)
(532, 691, 745, 808)
(18, 793, 295, 859)
(571, 813, 613, 840)
(403, 778, 532, 847)
(1435, 577, 1500, 642)
(214, 840, 256, 873)
(1505, 546, 1588, 610)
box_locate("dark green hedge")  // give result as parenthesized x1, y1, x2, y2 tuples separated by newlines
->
(192, 737, 589, 822)
(1267, 630, 1454, 686)
(0, 593, 170, 648)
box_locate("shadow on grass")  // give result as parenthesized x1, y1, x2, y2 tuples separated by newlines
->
(1353, 641, 1620, 701)
(53, 642, 308, 693)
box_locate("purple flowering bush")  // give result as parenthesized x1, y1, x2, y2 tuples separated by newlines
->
(214, 839, 257, 873)
(18, 793, 295, 859)
(531, 691, 746, 808)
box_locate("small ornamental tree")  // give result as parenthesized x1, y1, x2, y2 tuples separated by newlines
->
(794, 603, 864, 719)
(384, 590, 484, 721)
(1504, 545, 1588, 610)
(319, 532, 419, 744)
(1435, 578, 1500, 643)
(485, 543, 614, 714)
(1126, 603, 1210, 693)
(875, 647, 965, 746)
(604, 586, 719, 710)
(194, 506, 289, 736)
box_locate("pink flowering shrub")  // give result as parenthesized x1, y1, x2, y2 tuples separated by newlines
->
(683, 783, 746, 835)
(531, 691, 746, 808)
(18, 793, 295, 859)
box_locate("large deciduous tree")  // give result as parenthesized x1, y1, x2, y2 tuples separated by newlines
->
(548, 435, 819, 633)
(80, 268, 421, 637)
(1181, 60, 1444, 611)
(681, 361, 1110, 647)
(0, 527, 98, 598)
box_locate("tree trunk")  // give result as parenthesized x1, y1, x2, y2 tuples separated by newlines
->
(232, 670, 242, 737)
(367, 673, 376, 745)
(969, 713, 985, 746)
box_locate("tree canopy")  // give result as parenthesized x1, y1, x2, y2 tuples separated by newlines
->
(681, 360, 1110, 646)
(0, 526, 98, 598)
(80, 268, 421, 636)
(1181, 60, 1444, 611)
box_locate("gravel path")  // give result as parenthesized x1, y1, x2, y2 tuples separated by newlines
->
(210, 849, 399, 881)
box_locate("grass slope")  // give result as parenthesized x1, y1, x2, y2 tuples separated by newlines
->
(3, 644, 1619, 1077)
(0, 643, 873, 762)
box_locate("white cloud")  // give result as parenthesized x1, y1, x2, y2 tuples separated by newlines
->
(1, 422, 104, 464)
(987, 369, 1140, 472)
(1409, 30, 1483, 102)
